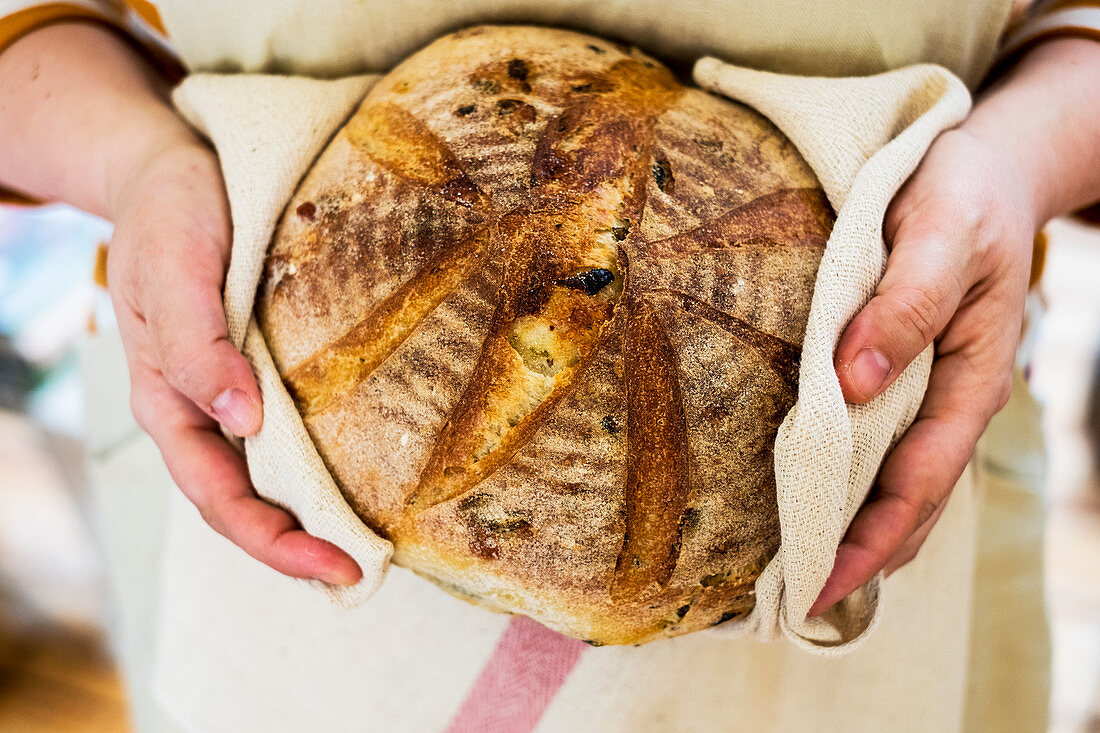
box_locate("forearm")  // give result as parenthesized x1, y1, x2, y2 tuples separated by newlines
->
(962, 38, 1100, 225)
(0, 21, 196, 219)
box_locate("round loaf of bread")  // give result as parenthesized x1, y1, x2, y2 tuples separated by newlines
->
(257, 25, 833, 645)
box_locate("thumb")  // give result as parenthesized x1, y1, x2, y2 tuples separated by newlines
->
(142, 241, 263, 436)
(835, 230, 969, 404)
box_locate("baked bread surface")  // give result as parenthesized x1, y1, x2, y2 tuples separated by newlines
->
(257, 25, 833, 645)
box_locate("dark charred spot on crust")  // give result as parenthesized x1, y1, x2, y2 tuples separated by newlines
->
(495, 98, 537, 123)
(439, 176, 481, 208)
(652, 158, 674, 192)
(601, 415, 621, 434)
(676, 604, 691, 619)
(471, 78, 501, 94)
(532, 102, 645, 194)
(506, 58, 529, 81)
(481, 516, 532, 534)
(454, 104, 477, 117)
(557, 268, 615, 296)
(712, 609, 744, 626)
(462, 495, 534, 559)
(679, 506, 700, 532)
(586, 44, 606, 54)
(611, 223, 631, 241)
(296, 201, 317, 220)
(514, 279, 553, 318)
(457, 492, 491, 512)
(506, 236, 557, 310)
(567, 75, 615, 95)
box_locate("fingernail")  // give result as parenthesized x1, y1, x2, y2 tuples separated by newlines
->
(317, 567, 360, 586)
(211, 388, 258, 436)
(849, 348, 891, 398)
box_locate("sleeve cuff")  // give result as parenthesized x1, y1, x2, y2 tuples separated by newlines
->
(1, 2, 182, 78)
(0, 3, 107, 57)
(1073, 203, 1100, 226)
(0, 188, 39, 206)
(984, 3, 1100, 230)
(994, 5, 1100, 72)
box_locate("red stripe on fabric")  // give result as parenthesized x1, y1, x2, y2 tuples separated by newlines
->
(446, 616, 588, 733)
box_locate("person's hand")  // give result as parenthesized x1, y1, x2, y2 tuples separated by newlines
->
(809, 36, 1100, 616)
(106, 133, 362, 586)
(0, 22, 360, 585)
(809, 127, 1035, 615)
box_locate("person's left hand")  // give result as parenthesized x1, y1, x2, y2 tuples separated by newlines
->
(809, 126, 1036, 616)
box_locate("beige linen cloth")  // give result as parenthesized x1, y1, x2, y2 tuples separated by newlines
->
(170, 57, 969, 652)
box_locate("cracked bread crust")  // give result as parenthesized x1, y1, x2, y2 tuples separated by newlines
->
(257, 25, 833, 645)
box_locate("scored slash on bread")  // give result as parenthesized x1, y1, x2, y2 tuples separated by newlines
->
(258, 25, 833, 645)
(410, 58, 677, 519)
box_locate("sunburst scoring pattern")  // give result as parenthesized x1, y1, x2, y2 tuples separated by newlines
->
(258, 26, 832, 644)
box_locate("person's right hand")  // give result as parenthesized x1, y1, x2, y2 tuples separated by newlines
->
(0, 21, 360, 586)
(106, 132, 362, 586)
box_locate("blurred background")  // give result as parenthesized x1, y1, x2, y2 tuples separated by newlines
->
(0, 205, 1097, 732)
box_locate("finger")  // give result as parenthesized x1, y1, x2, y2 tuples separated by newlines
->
(835, 223, 972, 404)
(131, 226, 262, 437)
(884, 498, 948, 576)
(808, 346, 1009, 617)
(806, 412, 966, 616)
(171, 425, 363, 585)
(132, 370, 361, 585)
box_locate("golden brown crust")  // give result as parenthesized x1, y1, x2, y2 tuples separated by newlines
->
(257, 25, 833, 645)
(613, 292, 692, 601)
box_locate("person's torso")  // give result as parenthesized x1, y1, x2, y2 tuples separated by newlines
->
(153, 0, 1013, 87)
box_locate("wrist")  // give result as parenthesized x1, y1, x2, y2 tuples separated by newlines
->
(0, 21, 201, 218)
(949, 121, 1045, 231)
(938, 124, 1041, 239)
(104, 120, 216, 220)
(963, 38, 1100, 225)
